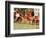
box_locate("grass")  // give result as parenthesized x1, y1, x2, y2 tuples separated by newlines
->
(14, 23, 39, 30)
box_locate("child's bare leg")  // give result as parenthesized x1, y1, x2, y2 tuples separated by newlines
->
(14, 17, 18, 22)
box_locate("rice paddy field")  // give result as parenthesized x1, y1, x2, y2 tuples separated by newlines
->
(14, 23, 39, 30)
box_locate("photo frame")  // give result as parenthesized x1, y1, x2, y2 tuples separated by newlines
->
(5, 1, 45, 37)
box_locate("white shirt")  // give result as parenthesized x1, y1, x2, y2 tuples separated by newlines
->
(16, 13, 20, 17)
(34, 9, 39, 16)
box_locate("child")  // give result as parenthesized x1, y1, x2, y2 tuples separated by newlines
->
(34, 9, 39, 25)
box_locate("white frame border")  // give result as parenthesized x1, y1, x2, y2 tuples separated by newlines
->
(10, 4, 43, 34)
